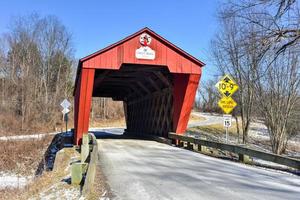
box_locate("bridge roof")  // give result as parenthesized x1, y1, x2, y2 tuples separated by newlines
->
(74, 27, 205, 95)
(79, 27, 205, 66)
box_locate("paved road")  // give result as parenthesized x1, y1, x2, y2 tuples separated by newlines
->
(95, 128, 300, 200)
(188, 112, 224, 128)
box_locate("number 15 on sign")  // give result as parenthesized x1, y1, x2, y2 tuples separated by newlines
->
(224, 115, 232, 143)
(224, 115, 232, 127)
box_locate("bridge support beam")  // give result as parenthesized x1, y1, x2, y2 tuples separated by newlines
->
(173, 74, 200, 134)
(74, 68, 95, 145)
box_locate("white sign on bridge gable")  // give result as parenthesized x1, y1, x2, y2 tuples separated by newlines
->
(135, 46, 156, 60)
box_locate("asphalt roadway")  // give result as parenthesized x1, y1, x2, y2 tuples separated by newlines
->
(95, 128, 300, 200)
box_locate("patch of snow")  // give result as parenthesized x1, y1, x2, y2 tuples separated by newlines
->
(0, 129, 75, 142)
(188, 112, 223, 127)
(89, 127, 125, 131)
(100, 190, 110, 200)
(0, 126, 125, 142)
(248, 122, 270, 140)
(252, 158, 290, 169)
(0, 172, 31, 189)
(31, 174, 82, 200)
(0, 131, 59, 141)
(36, 184, 81, 200)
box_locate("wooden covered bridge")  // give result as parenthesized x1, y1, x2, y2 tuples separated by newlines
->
(73, 27, 204, 144)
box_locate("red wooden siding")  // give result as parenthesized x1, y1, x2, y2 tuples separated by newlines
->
(81, 28, 202, 74)
(74, 27, 205, 144)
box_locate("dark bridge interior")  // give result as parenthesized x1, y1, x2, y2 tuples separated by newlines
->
(92, 64, 173, 137)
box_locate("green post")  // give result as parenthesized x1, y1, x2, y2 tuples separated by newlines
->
(239, 154, 252, 164)
(71, 163, 83, 185)
(71, 162, 88, 185)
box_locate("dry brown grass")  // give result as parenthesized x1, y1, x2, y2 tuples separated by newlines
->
(0, 147, 110, 199)
(0, 136, 53, 175)
(287, 142, 300, 153)
(0, 148, 79, 199)
(0, 110, 69, 137)
(189, 113, 206, 122)
(189, 122, 238, 136)
(90, 118, 126, 128)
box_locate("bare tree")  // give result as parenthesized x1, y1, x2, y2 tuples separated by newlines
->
(0, 13, 125, 135)
(255, 50, 300, 154)
(196, 79, 220, 113)
(0, 14, 74, 133)
(212, 0, 300, 153)
(225, 0, 300, 55)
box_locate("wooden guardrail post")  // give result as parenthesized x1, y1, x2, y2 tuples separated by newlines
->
(196, 139, 208, 153)
(186, 142, 193, 150)
(178, 141, 184, 147)
(197, 144, 202, 152)
(239, 154, 252, 164)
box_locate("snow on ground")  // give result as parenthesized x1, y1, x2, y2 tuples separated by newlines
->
(0, 131, 59, 141)
(30, 181, 83, 200)
(0, 172, 31, 189)
(252, 158, 294, 171)
(0, 127, 125, 142)
(188, 112, 300, 169)
(192, 112, 300, 146)
(188, 112, 223, 127)
(248, 122, 270, 140)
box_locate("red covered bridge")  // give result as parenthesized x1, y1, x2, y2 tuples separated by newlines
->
(73, 27, 204, 145)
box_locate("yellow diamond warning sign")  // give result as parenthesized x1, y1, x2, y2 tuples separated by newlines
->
(218, 96, 237, 114)
(215, 75, 239, 97)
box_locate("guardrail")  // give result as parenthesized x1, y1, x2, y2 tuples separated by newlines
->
(169, 132, 300, 170)
(71, 133, 98, 196)
(82, 133, 98, 195)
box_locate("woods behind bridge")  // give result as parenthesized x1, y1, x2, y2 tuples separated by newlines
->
(0, 14, 123, 136)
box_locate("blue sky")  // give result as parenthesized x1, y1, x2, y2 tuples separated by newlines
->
(0, 0, 220, 81)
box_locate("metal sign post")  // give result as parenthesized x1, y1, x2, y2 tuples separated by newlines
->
(60, 99, 71, 133)
(64, 113, 68, 134)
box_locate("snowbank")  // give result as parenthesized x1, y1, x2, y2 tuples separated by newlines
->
(0, 172, 31, 189)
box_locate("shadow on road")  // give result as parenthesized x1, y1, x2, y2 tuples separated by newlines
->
(90, 128, 155, 141)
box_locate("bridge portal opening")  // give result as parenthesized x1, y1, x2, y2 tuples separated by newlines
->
(89, 97, 125, 128)
(93, 64, 173, 137)
(74, 27, 204, 144)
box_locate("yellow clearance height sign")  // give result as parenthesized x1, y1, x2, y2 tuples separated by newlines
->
(216, 75, 239, 114)
(215, 75, 239, 97)
(218, 96, 237, 114)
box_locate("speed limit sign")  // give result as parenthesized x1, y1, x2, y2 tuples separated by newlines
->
(223, 115, 232, 127)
